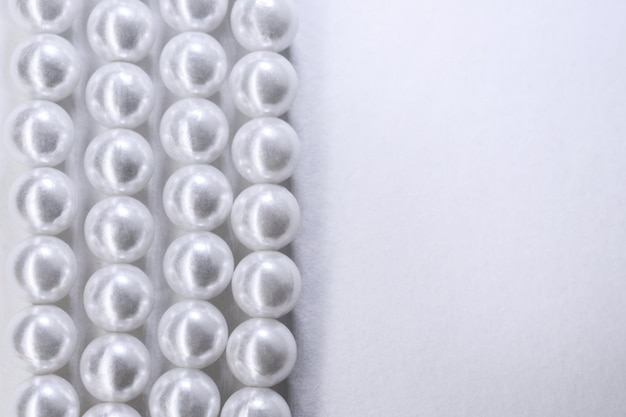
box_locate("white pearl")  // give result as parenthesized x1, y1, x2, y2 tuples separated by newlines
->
(231, 0, 298, 52)
(229, 51, 297, 118)
(163, 232, 233, 299)
(163, 164, 233, 231)
(221, 388, 291, 417)
(160, 98, 229, 164)
(13, 375, 79, 417)
(87, 0, 155, 62)
(232, 251, 300, 318)
(83, 403, 141, 417)
(232, 117, 299, 183)
(158, 300, 228, 368)
(84, 196, 154, 262)
(159, 0, 228, 32)
(4, 101, 74, 167)
(8, 305, 76, 374)
(7, 235, 76, 303)
(226, 318, 297, 387)
(84, 264, 154, 332)
(231, 184, 299, 250)
(86, 62, 154, 128)
(84, 129, 154, 195)
(9, 167, 77, 235)
(160, 32, 227, 98)
(149, 368, 220, 417)
(8, 0, 79, 34)
(80, 333, 150, 402)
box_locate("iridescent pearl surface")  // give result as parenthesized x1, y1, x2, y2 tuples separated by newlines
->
(159, 0, 228, 32)
(221, 388, 291, 417)
(150, 368, 220, 417)
(231, 0, 299, 52)
(9, 0, 80, 33)
(13, 375, 79, 417)
(83, 403, 141, 417)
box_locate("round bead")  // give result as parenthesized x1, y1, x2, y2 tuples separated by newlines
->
(160, 32, 227, 97)
(83, 403, 141, 417)
(229, 51, 297, 118)
(226, 318, 297, 387)
(9, 167, 77, 235)
(163, 164, 232, 231)
(231, 0, 298, 52)
(87, 0, 155, 62)
(163, 232, 233, 299)
(7, 235, 76, 303)
(84, 129, 154, 195)
(232, 117, 299, 183)
(9, 0, 79, 33)
(13, 375, 79, 417)
(80, 334, 150, 402)
(158, 300, 228, 368)
(8, 305, 76, 374)
(84, 264, 154, 332)
(4, 101, 74, 167)
(160, 98, 229, 164)
(86, 62, 154, 128)
(159, 0, 228, 32)
(221, 388, 291, 417)
(232, 251, 300, 318)
(231, 184, 299, 250)
(150, 368, 220, 417)
(84, 196, 154, 262)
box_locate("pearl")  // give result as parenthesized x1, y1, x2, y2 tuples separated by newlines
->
(4, 100, 74, 167)
(160, 98, 229, 164)
(163, 164, 233, 231)
(86, 62, 154, 128)
(160, 32, 227, 97)
(159, 0, 228, 32)
(84, 196, 154, 262)
(229, 51, 297, 118)
(231, 184, 299, 250)
(13, 375, 79, 417)
(231, 0, 298, 52)
(8, 0, 79, 34)
(226, 318, 297, 387)
(84, 264, 154, 332)
(232, 251, 301, 318)
(149, 368, 220, 417)
(158, 300, 228, 368)
(8, 305, 76, 374)
(80, 334, 150, 402)
(84, 129, 154, 195)
(7, 235, 76, 303)
(163, 232, 233, 299)
(232, 117, 299, 183)
(83, 403, 141, 417)
(221, 388, 291, 417)
(9, 167, 77, 235)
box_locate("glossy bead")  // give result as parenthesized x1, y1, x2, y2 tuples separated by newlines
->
(84, 264, 154, 332)
(80, 334, 150, 402)
(7, 235, 76, 303)
(9, 167, 77, 235)
(12, 35, 80, 101)
(232, 251, 300, 318)
(231, 184, 299, 250)
(232, 117, 299, 183)
(226, 318, 297, 387)
(163, 232, 233, 299)
(13, 375, 79, 417)
(84, 196, 154, 262)
(87, 0, 155, 62)
(9, 0, 79, 34)
(160, 32, 227, 97)
(149, 368, 220, 417)
(159, 0, 228, 32)
(158, 300, 228, 368)
(160, 98, 229, 164)
(86, 62, 154, 128)
(229, 51, 297, 118)
(4, 101, 74, 167)
(221, 388, 291, 417)
(8, 305, 76, 374)
(83, 403, 141, 417)
(231, 0, 298, 52)
(163, 165, 232, 231)
(84, 129, 154, 195)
